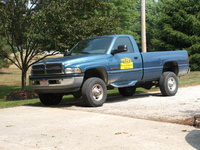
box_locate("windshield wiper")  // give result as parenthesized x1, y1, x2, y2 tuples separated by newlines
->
(80, 52, 91, 54)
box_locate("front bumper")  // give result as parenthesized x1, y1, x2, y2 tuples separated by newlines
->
(29, 75, 84, 94)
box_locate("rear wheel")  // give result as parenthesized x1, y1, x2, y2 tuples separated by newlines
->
(39, 93, 63, 105)
(159, 72, 178, 96)
(118, 86, 136, 97)
(82, 77, 107, 107)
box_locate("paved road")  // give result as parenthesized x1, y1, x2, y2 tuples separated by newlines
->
(0, 106, 200, 150)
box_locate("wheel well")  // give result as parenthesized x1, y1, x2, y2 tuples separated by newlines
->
(163, 61, 178, 75)
(84, 68, 108, 84)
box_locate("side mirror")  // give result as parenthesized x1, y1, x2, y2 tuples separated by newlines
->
(111, 45, 127, 55)
(64, 50, 70, 56)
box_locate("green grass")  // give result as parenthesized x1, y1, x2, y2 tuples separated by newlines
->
(0, 71, 199, 109)
(0, 98, 40, 108)
(0, 85, 38, 108)
(0, 85, 20, 99)
(0, 92, 80, 108)
(179, 71, 200, 86)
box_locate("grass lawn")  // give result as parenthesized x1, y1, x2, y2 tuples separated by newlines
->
(0, 65, 199, 108)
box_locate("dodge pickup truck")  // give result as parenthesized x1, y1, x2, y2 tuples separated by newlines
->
(29, 35, 190, 107)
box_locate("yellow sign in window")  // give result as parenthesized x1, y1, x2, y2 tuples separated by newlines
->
(120, 58, 134, 69)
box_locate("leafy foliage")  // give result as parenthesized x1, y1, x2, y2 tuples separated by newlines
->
(36, 0, 141, 51)
(109, 0, 141, 43)
(0, 0, 59, 89)
(0, 0, 141, 88)
(36, 0, 121, 51)
(0, 37, 11, 68)
(147, 0, 200, 70)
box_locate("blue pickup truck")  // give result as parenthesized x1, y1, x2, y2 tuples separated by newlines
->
(29, 35, 190, 107)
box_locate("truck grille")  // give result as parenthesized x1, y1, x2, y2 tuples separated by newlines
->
(32, 63, 63, 75)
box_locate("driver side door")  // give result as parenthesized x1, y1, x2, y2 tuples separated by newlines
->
(108, 37, 143, 85)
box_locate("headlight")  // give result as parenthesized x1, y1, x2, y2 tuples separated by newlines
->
(64, 68, 82, 74)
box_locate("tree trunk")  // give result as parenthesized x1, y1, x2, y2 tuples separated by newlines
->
(21, 69, 27, 90)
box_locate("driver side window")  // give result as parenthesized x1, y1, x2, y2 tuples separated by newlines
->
(112, 37, 134, 53)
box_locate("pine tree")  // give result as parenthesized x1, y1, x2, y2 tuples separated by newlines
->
(147, 0, 200, 70)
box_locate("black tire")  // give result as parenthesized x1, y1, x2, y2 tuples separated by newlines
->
(82, 77, 107, 107)
(118, 86, 136, 97)
(39, 93, 63, 105)
(159, 72, 178, 96)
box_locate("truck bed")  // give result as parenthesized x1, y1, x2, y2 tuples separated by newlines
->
(141, 50, 189, 81)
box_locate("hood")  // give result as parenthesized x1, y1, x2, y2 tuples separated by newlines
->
(35, 54, 108, 67)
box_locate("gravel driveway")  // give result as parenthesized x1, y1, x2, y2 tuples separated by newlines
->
(61, 85, 200, 125)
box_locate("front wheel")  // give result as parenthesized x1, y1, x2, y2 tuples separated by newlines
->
(39, 93, 63, 105)
(159, 72, 178, 96)
(82, 77, 107, 107)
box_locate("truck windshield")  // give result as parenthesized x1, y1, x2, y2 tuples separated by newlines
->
(70, 37, 112, 55)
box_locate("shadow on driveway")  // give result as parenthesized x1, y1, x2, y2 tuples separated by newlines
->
(56, 92, 160, 107)
(185, 130, 200, 150)
(26, 91, 163, 108)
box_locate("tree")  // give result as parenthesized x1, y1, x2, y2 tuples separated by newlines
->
(0, 2, 10, 68)
(34, 0, 122, 51)
(0, 0, 58, 89)
(37, 0, 142, 51)
(109, 0, 141, 43)
(0, 37, 10, 68)
(0, 0, 143, 90)
(147, 0, 200, 70)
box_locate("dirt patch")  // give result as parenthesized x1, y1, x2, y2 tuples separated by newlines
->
(147, 117, 195, 126)
(6, 90, 38, 100)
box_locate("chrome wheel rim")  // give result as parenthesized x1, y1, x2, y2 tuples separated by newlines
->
(92, 84, 103, 101)
(167, 77, 176, 91)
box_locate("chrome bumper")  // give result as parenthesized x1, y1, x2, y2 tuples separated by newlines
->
(30, 77, 84, 94)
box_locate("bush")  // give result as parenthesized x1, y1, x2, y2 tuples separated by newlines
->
(190, 54, 200, 71)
